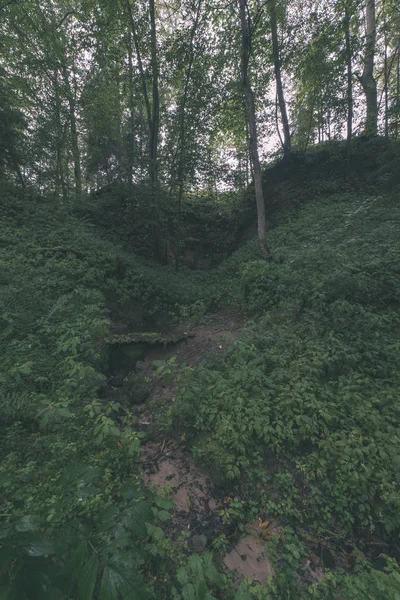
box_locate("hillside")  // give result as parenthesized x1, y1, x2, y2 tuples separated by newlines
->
(1, 144, 400, 598)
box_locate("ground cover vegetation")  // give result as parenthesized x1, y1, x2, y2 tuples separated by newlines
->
(1, 0, 400, 597)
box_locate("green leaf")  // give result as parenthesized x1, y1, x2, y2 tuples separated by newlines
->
(78, 554, 99, 600)
(0, 522, 13, 539)
(21, 534, 56, 556)
(69, 541, 88, 575)
(148, 525, 165, 541)
(152, 360, 165, 368)
(55, 407, 73, 419)
(132, 501, 154, 523)
(58, 463, 104, 488)
(100, 557, 147, 600)
(119, 482, 144, 501)
(177, 567, 189, 586)
(196, 579, 208, 600)
(15, 515, 43, 532)
(157, 510, 172, 522)
(203, 553, 223, 586)
(154, 497, 175, 510)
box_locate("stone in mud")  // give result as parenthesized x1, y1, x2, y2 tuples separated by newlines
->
(192, 534, 207, 552)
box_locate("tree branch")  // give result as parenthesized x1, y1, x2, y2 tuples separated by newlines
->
(57, 10, 75, 28)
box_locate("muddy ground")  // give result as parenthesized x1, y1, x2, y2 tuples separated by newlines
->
(113, 310, 332, 588)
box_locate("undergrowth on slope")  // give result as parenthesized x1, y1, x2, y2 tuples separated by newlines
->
(0, 184, 225, 598)
(166, 190, 400, 597)
(1, 156, 400, 598)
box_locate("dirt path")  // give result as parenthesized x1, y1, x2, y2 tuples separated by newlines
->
(133, 310, 279, 585)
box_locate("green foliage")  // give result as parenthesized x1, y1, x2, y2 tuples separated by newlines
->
(165, 188, 400, 592)
(172, 553, 225, 599)
(2, 142, 400, 598)
(81, 183, 253, 264)
(0, 185, 223, 598)
(0, 472, 155, 599)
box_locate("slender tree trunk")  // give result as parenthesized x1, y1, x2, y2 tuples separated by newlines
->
(62, 65, 82, 198)
(344, 3, 353, 145)
(125, 0, 152, 134)
(12, 157, 25, 188)
(384, 35, 389, 137)
(238, 0, 270, 257)
(149, 0, 159, 187)
(269, 0, 291, 156)
(139, 110, 145, 178)
(275, 93, 284, 148)
(127, 34, 135, 195)
(397, 54, 400, 138)
(125, 0, 163, 261)
(54, 74, 67, 201)
(173, 0, 202, 269)
(148, 0, 164, 262)
(360, 0, 378, 136)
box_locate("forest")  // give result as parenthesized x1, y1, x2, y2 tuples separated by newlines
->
(1, 0, 400, 598)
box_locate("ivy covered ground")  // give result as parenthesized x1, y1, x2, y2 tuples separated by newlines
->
(1, 147, 400, 598)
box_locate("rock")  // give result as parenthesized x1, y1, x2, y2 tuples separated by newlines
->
(192, 534, 207, 552)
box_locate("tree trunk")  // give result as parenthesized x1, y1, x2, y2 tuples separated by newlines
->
(173, 0, 202, 269)
(360, 0, 378, 136)
(344, 3, 353, 145)
(397, 54, 400, 138)
(127, 33, 135, 195)
(125, 0, 163, 261)
(269, 0, 291, 156)
(125, 0, 152, 135)
(54, 73, 67, 201)
(62, 65, 82, 198)
(384, 35, 389, 138)
(12, 157, 25, 188)
(238, 0, 270, 257)
(148, 0, 164, 262)
(149, 0, 159, 187)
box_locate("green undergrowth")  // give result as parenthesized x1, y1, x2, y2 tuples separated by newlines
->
(80, 182, 253, 262)
(1, 157, 400, 598)
(164, 189, 400, 596)
(0, 184, 227, 598)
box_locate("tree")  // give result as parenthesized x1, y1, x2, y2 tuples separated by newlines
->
(344, 0, 353, 145)
(269, 0, 291, 156)
(238, 0, 270, 257)
(360, 0, 378, 135)
(124, 0, 164, 260)
(0, 67, 26, 186)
